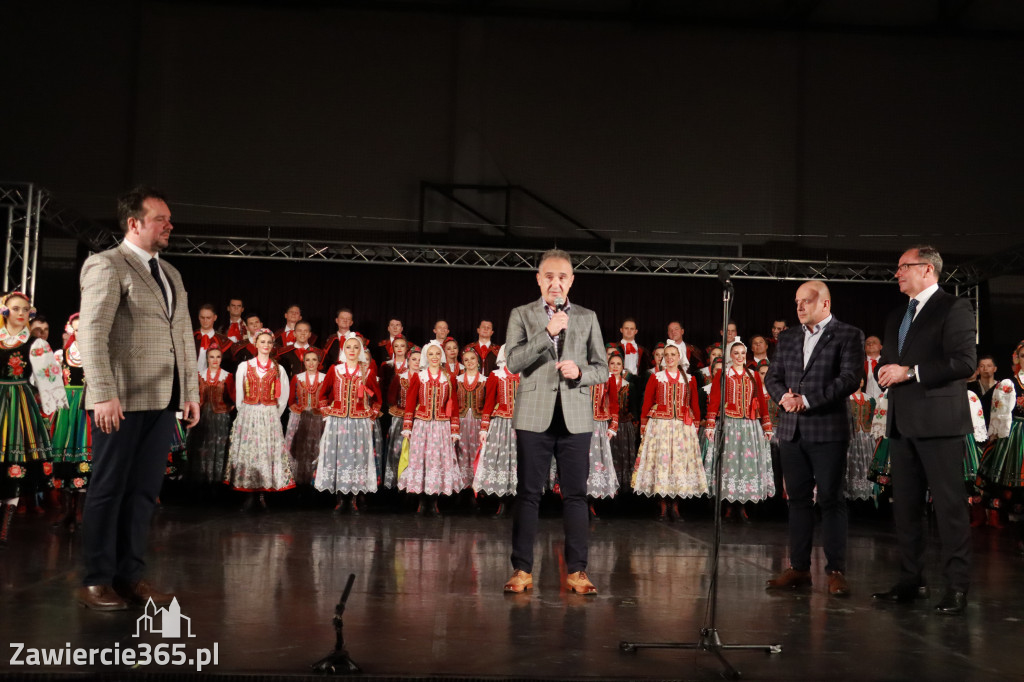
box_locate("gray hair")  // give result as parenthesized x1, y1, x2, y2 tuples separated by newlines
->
(908, 244, 943, 276)
(539, 248, 573, 272)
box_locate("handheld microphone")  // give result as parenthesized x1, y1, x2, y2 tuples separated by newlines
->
(554, 296, 566, 359)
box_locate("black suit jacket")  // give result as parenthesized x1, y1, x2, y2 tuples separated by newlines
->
(765, 316, 865, 443)
(876, 288, 975, 439)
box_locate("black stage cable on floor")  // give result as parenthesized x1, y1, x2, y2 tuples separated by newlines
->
(311, 572, 361, 674)
(620, 265, 782, 680)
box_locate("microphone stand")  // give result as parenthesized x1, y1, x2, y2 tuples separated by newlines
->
(620, 269, 781, 680)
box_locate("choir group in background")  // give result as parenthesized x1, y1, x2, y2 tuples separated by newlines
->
(1, 289, 1023, 561)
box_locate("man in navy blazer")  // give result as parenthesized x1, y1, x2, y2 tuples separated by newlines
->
(873, 246, 976, 615)
(764, 281, 864, 597)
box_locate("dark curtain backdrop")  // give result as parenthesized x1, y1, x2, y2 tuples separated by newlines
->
(163, 257, 907, 355)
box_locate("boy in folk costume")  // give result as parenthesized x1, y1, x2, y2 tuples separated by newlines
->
(186, 342, 235, 487)
(316, 334, 380, 514)
(227, 312, 264, 374)
(285, 348, 327, 489)
(275, 321, 319, 379)
(193, 303, 233, 373)
(471, 319, 499, 375)
(224, 328, 294, 511)
(273, 304, 317, 350)
(473, 345, 519, 516)
(399, 340, 462, 516)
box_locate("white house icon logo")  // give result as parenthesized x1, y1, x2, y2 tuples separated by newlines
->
(133, 598, 196, 639)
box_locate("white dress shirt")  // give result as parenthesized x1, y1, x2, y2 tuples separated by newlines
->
(123, 238, 173, 313)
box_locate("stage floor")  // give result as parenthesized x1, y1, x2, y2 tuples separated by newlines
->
(1, 494, 1021, 681)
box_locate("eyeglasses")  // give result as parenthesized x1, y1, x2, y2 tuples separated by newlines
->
(895, 262, 931, 274)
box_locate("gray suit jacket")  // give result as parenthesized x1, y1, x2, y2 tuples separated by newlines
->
(78, 242, 199, 411)
(505, 298, 607, 434)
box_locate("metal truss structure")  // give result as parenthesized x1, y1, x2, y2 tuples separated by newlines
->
(10, 182, 1024, 332)
(163, 233, 945, 284)
(1, 183, 42, 299)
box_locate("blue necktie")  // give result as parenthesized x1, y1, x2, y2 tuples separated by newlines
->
(897, 298, 918, 355)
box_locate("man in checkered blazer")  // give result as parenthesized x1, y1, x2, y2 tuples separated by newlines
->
(502, 249, 607, 596)
(764, 280, 864, 597)
(76, 187, 199, 611)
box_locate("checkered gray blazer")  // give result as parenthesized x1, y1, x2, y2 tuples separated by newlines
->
(78, 242, 199, 411)
(764, 316, 865, 443)
(505, 298, 607, 434)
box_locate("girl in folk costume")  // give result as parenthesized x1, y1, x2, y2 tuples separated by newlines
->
(473, 345, 519, 516)
(586, 353, 620, 517)
(699, 356, 725, 465)
(977, 343, 1024, 546)
(284, 348, 327, 488)
(399, 340, 462, 516)
(845, 379, 877, 502)
(186, 343, 235, 486)
(456, 345, 487, 504)
(384, 345, 420, 489)
(224, 328, 294, 510)
(442, 337, 464, 377)
(649, 343, 666, 376)
(0, 292, 68, 546)
(352, 330, 385, 485)
(316, 334, 380, 514)
(376, 334, 409, 426)
(704, 341, 775, 521)
(633, 343, 708, 521)
(608, 350, 641, 497)
(49, 313, 91, 532)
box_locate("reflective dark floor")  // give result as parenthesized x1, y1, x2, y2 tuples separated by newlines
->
(1, 490, 1021, 681)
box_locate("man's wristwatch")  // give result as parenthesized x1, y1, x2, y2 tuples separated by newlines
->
(906, 367, 916, 381)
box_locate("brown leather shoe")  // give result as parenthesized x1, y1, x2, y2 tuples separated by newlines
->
(76, 585, 128, 611)
(114, 579, 174, 607)
(828, 570, 850, 597)
(504, 569, 533, 594)
(766, 567, 812, 589)
(566, 570, 597, 595)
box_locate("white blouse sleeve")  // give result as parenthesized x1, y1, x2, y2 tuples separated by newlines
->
(966, 391, 988, 443)
(277, 365, 290, 416)
(988, 379, 1015, 440)
(235, 363, 248, 413)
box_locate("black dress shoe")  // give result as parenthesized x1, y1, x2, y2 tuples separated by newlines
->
(935, 589, 968, 615)
(872, 584, 930, 602)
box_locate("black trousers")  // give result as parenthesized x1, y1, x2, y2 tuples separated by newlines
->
(81, 408, 177, 586)
(779, 437, 849, 573)
(511, 400, 591, 574)
(889, 435, 971, 591)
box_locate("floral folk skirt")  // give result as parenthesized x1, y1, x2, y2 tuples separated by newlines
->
(397, 419, 463, 496)
(224, 405, 295, 492)
(703, 417, 775, 503)
(315, 416, 377, 494)
(472, 417, 517, 496)
(633, 418, 708, 499)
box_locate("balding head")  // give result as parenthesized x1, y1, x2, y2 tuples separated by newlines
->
(795, 280, 832, 328)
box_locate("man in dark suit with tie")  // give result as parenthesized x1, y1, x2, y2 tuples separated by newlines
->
(873, 246, 976, 615)
(764, 280, 864, 597)
(77, 187, 200, 610)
